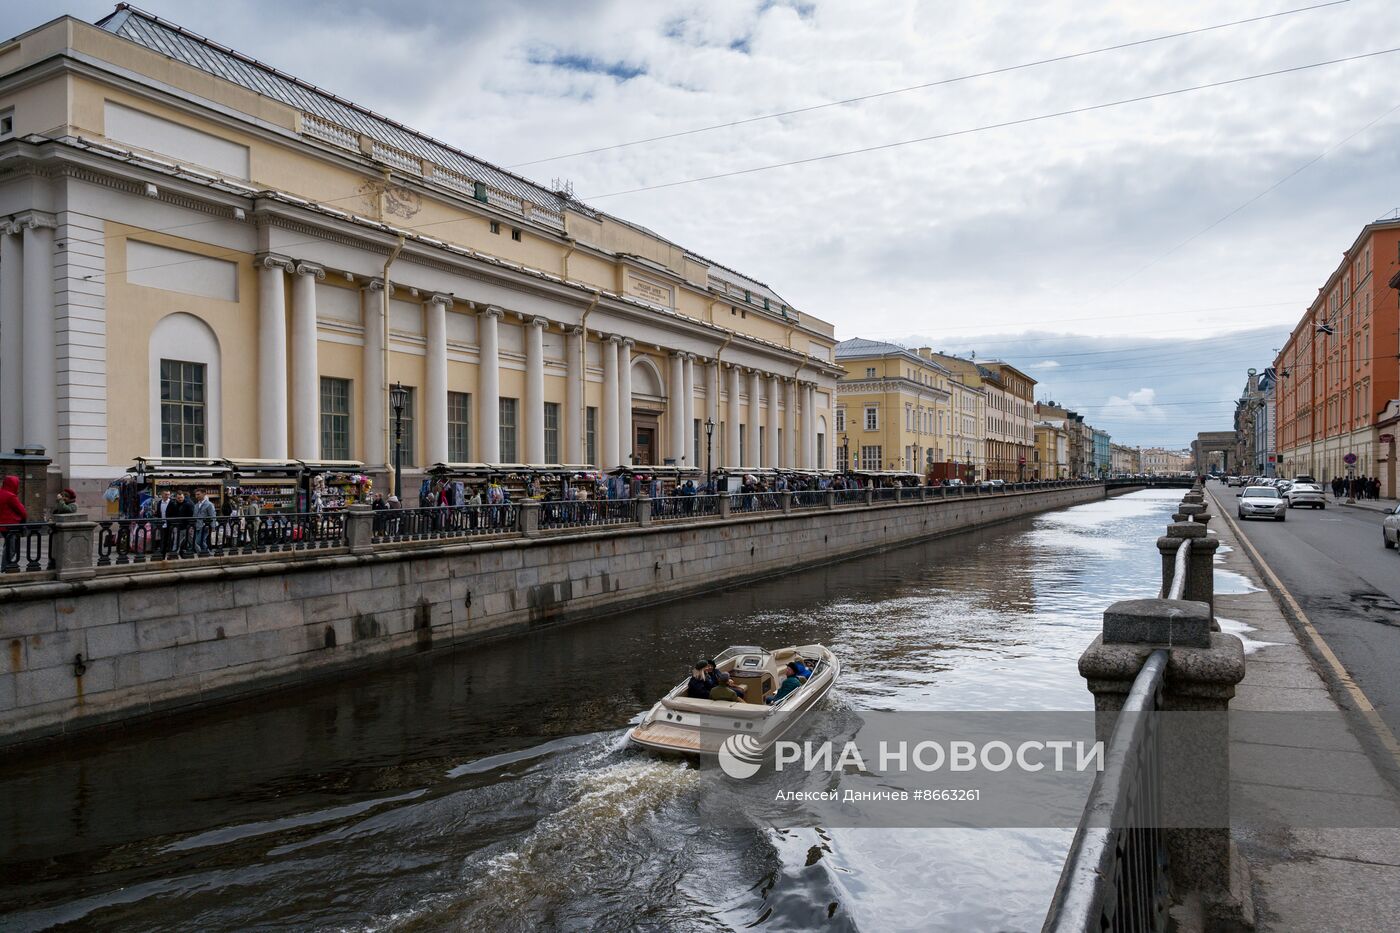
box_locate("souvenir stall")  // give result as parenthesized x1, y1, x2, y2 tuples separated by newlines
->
(108, 458, 233, 518)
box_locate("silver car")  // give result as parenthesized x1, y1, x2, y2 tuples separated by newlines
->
(1383, 505, 1400, 549)
(1285, 482, 1325, 509)
(1238, 485, 1287, 522)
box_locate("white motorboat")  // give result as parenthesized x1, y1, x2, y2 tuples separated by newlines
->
(627, 644, 840, 756)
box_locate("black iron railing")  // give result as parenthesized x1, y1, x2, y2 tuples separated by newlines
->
(650, 495, 720, 520)
(791, 489, 825, 508)
(372, 504, 518, 542)
(1, 523, 53, 573)
(96, 513, 345, 566)
(540, 498, 636, 529)
(1042, 649, 1170, 933)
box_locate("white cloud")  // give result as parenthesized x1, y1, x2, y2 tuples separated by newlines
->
(1101, 388, 1167, 424)
(1030, 360, 1061, 370)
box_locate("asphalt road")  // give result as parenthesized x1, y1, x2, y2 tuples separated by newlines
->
(1214, 482, 1400, 736)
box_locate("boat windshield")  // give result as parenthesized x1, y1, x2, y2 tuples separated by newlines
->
(712, 646, 765, 665)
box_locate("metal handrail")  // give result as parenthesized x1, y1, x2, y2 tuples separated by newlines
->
(1166, 538, 1190, 601)
(1042, 648, 1170, 932)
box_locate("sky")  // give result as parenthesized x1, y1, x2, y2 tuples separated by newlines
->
(8, 0, 1400, 446)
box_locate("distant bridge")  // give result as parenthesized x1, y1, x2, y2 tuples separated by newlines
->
(1105, 477, 1195, 490)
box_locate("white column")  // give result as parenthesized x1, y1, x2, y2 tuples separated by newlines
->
(290, 261, 324, 461)
(565, 327, 583, 463)
(767, 374, 781, 470)
(0, 227, 22, 453)
(601, 335, 620, 468)
(478, 307, 501, 462)
(425, 294, 451, 466)
(524, 316, 546, 464)
(683, 354, 696, 467)
(784, 378, 797, 469)
(705, 360, 720, 474)
(361, 282, 386, 468)
(746, 369, 761, 466)
(726, 364, 741, 468)
(804, 383, 817, 469)
(257, 255, 291, 459)
(669, 352, 686, 465)
(619, 338, 634, 465)
(20, 218, 56, 457)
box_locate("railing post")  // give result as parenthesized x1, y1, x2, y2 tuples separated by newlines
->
(51, 513, 96, 581)
(636, 493, 652, 527)
(344, 503, 374, 554)
(718, 490, 732, 518)
(894, 485, 903, 502)
(824, 489, 836, 510)
(864, 487, 875, 506)
(1157, 522, 1219, 615)
(1078, 598, 1249, 929)
(518, 499, 541, 537)
(779, 490, 793, 514)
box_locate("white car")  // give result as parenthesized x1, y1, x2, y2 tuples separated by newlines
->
(1285, 483, 1324, 509)
(1384, 505, 1400, 549)
(1238, 485, 1287, 522)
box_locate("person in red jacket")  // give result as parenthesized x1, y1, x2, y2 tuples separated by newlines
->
(0, 475, 27, 569)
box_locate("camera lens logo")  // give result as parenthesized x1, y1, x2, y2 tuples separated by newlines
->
(718, 734, 765, 779)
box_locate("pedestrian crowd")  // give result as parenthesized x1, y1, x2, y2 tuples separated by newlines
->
(1331, 475, 1382, 500)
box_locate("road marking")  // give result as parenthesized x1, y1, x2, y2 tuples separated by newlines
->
(1216, 493, 1400, 767)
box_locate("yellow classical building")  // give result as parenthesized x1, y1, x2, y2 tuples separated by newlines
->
(834, 339, 955, 474)
(1034, 421, 1069, 480)
(0, 8, 842, 500)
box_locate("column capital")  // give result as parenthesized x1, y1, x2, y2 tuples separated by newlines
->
(621, 337, 635, 346)
(363, 277, 391, 294)
(256, 252, 295, 273)
(480, 305, 505, 320)
(568, 325, 585, 336)
(528, 315, 549, 328)
(12, 210, 56, 232)
(293, 261, 326, 280)
(607, 334, 623, 345)
(427, 292, 454, 308)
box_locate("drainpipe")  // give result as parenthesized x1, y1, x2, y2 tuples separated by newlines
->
(562, 236, 577, 281)
(579, 289, 601, 456)
(381, 235, 404, 478)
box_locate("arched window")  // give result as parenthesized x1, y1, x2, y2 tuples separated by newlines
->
(148, 312, 221, 457)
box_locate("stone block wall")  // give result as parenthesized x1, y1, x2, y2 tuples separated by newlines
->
(0, 485, 1102, 746)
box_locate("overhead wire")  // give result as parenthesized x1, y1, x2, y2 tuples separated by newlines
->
(507, 0, 1350, 168)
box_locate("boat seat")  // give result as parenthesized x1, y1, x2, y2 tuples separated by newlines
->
(662, 696, 769, 717)
(770, 646, 799, 662)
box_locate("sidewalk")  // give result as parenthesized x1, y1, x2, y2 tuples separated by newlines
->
(1207, 486, 1400, 931)
(1332, 495, 1397, 514)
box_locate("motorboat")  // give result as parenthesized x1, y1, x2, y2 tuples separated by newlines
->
(627, 644, 840, 756)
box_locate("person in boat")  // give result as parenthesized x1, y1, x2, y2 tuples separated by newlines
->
(791, 657, 812, 681)
(703, 658, 746, 699)
(766, 662, 804, 705)
(709, 671, 743, 702)
(686, 661, 712, 699)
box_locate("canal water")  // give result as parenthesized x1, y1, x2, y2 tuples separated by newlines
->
(0, 489, 1181, 932)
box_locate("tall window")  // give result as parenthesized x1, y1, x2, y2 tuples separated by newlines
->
(499, 397, 518, 462)
(396, 386, 417, 467)
(759, 426, 766, 464)
(836, 443, 848, 470)
(817, 433, 825, 469)
(739, 424, 747, 461)
(835, 408, 846, 432)
(160, 359, 206, 457)
(864, 406, 878, 431)
(693, 419, 701, 466)
(319, 377, 352, 460)
(860, 445, 882, 471)
(586, 406, 597, 465)
(544, 402, 560, 463)
(448, 391, 471, 462)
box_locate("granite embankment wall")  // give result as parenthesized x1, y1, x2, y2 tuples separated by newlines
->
(0, 484, 1103, 747)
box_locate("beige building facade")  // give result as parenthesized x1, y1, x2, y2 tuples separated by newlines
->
(0, 9, 841, 499)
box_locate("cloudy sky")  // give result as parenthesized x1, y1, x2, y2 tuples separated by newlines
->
(10, 0, 1400, 445)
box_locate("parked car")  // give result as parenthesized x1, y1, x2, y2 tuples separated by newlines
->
(1294, 474, 1317, 485)
(1285, 483, 1324, 509)
(1238, 485, 1287, 522)
(1226, 476, 1243, 487)
(1384, 505, 1400, 549)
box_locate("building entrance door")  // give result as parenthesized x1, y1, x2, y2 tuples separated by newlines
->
(633, 410, 661, 465)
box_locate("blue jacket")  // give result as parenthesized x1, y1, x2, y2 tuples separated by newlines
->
(686, 676, 711, 699)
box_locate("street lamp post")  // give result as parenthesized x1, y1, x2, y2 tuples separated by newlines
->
(390, 381, 407, 502)
(704, 418, 715, 492)
(841, 434, 850, 473)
